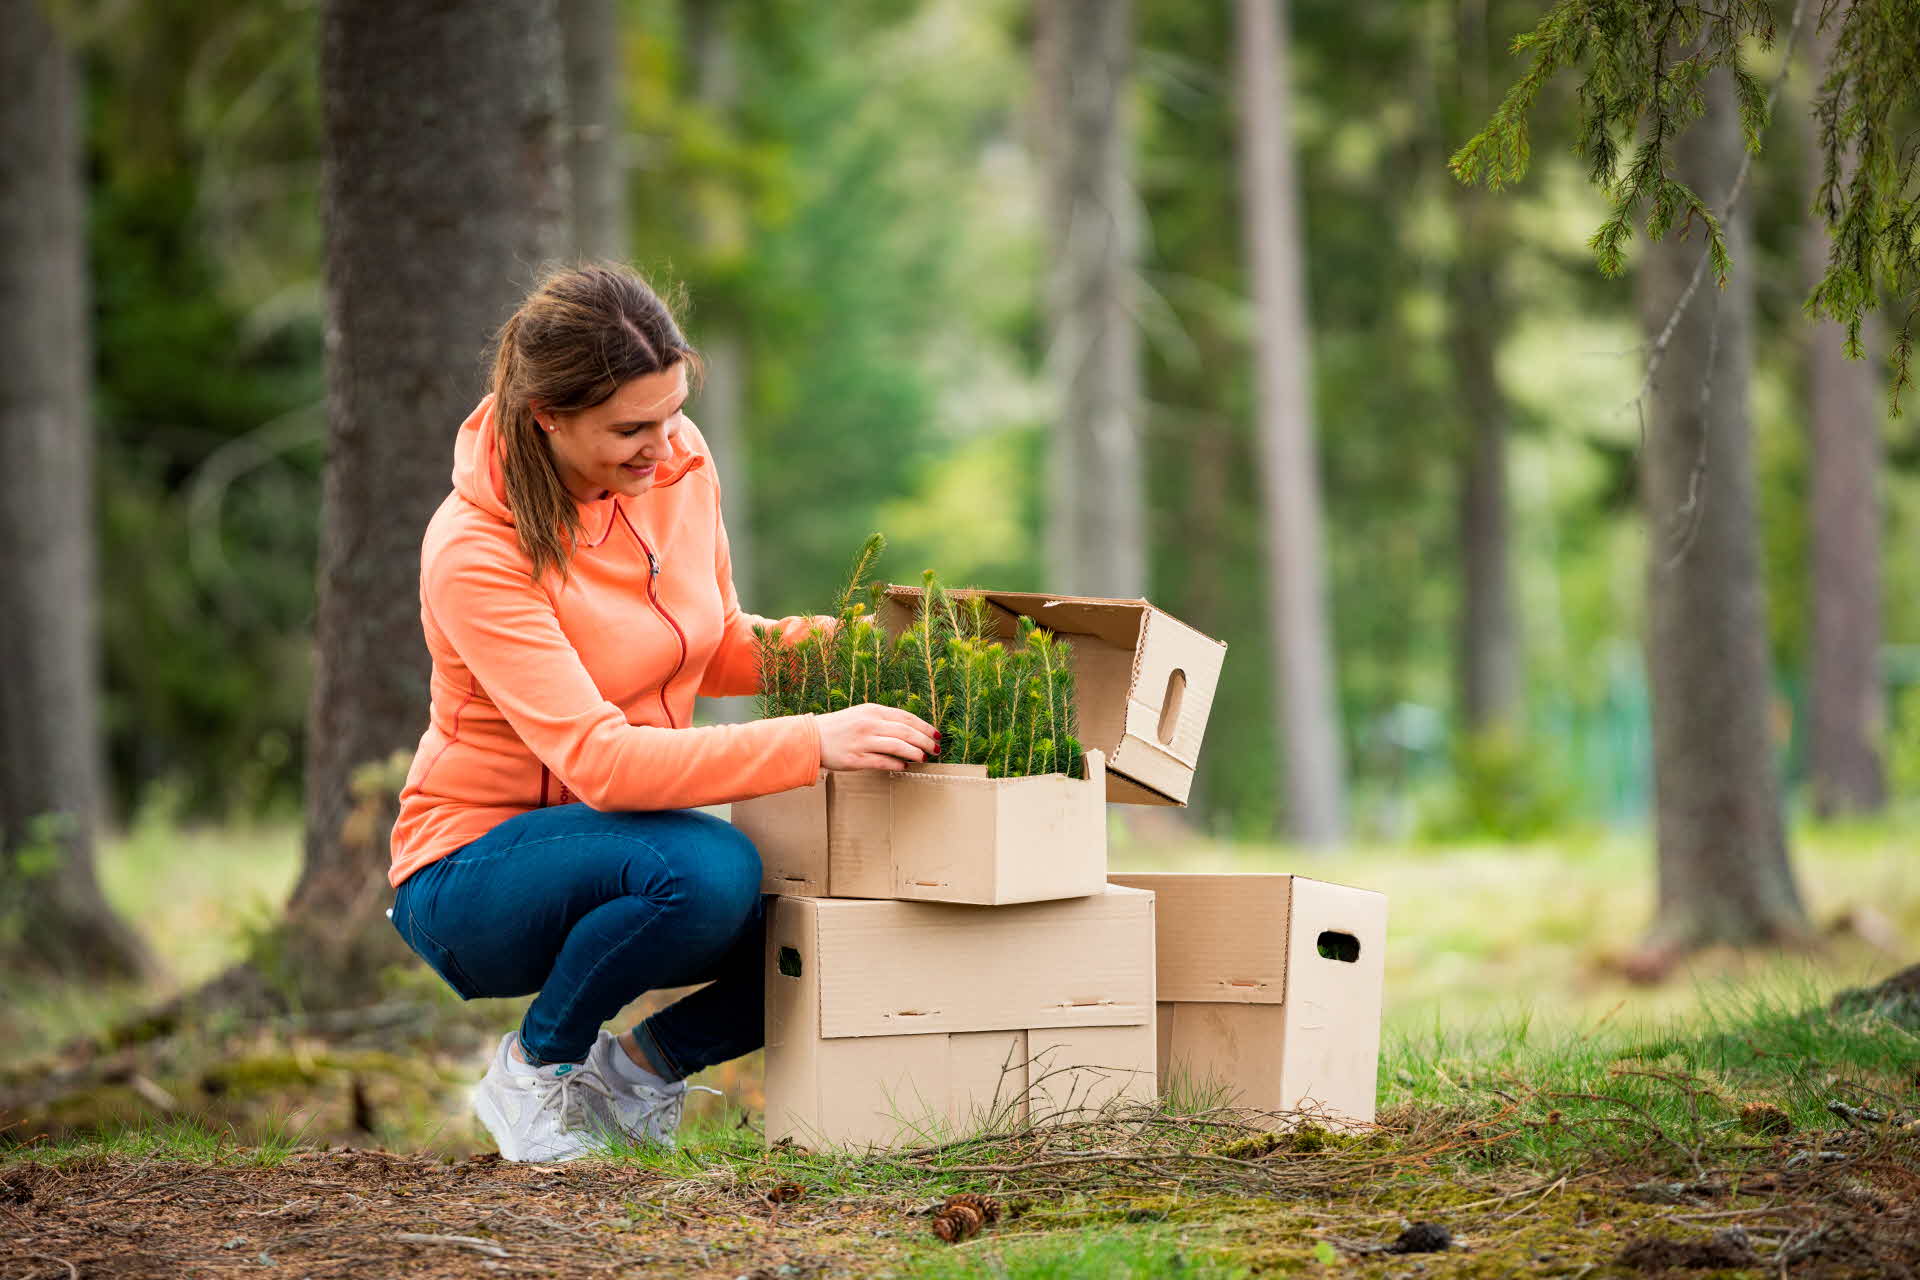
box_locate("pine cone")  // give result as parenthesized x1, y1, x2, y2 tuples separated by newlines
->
(765, 1180, 806, 1205)
(943, 1192, 1001, 1225)
(930, 1203, 985, 1243)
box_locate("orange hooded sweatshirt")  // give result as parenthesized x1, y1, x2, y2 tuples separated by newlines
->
(387, 396, 823, 887)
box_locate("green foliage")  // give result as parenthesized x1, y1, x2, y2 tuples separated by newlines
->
(1422, 728, 1576, 842)
(755, 535, 1083, 779)
(1451, 0, 1778, 285)
(1452, 0, 1920, 408)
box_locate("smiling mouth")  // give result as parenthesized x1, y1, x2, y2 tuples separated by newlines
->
(622, 462, 656, 474)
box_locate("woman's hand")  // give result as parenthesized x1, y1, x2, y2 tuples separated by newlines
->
(815, 704, 939, 772)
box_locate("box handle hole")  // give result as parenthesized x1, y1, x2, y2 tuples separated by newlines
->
(1316, 931, 1360, 963)
(1157, 669, 1188, 745)
(777, 946, 804, 978)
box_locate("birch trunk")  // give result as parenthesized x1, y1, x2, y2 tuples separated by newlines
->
(1035, 0, 1147, 599)
(1232, 0, 1346, 844)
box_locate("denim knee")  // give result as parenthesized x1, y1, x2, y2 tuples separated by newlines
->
(646, 812, 762, 950)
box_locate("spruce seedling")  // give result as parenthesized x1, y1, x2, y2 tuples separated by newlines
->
(752, 536, 1083, 780)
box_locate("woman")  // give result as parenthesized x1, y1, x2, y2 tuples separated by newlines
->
(387, 265, 938, 1162)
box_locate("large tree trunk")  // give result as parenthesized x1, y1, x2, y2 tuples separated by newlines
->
(1231, 0, 1346, 845)
(0, 0, 152, 982)
(561, 0, 629, 263)
(280, 0, 567, 1007)
(684, 0, 753, 726)
(1636, 69, 1807, 955)
(1449, 0, 1519, 734)
(1035, 0, 1147, 599)
(1801, 18, 1886, 818)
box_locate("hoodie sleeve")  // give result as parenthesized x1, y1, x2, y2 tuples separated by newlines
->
(425, 538, 822, 811)
(698, 474, 836, 698)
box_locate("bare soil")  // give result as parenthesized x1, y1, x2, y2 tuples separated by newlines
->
(5, 1121, 1919, 1279)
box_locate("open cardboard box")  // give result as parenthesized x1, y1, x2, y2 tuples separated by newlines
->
(877, 587, 1226, 807)
(733, 589, 1226, 904)
(1107, 873, 1387, 1124)
(763, 885, 1157, 1149)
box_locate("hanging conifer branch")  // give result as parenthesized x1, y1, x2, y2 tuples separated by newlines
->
(1452, 0, 1917, 410)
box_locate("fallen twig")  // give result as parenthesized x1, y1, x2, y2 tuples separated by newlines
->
(393, 1232, 510, 1258)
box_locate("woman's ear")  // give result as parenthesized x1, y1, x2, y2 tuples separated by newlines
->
(527, 399, 556, 433)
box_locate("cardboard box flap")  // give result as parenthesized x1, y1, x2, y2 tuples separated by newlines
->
(1106, 873, 1295, 1003)
(800, 885, 1155, 1039)
(882, 586, 1227, 807)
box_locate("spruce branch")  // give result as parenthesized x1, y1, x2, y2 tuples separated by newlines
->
(1454, 0, 1918, 408)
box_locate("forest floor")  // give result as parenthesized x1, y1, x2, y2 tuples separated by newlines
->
(3, 821, 1917, 1276)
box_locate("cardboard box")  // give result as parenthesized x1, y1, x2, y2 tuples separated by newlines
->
(733, 588, 1226, 903)
(736, 751, 1107, 904)
(877, 587, 1227, 807)
(764, 885, 1157, 1149)
(1107, 873, 1386, 1123)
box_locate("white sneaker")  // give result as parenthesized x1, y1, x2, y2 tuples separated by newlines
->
(588, 1029, 719, 1148)
(470, 1031, 623, 1162)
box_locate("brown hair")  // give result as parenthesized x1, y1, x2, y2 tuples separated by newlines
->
(489, 264, 699, 583)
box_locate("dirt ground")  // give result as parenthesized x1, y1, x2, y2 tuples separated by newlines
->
(5, 1121, 1919, 1279)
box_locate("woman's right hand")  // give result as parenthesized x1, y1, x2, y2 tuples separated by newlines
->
(815, 704, 940, 772)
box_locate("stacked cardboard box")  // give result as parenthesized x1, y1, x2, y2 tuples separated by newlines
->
(740, 588, 1225, 1148)
(738, 589, 1380, 1147)
(1109, 873, 1388, 1124)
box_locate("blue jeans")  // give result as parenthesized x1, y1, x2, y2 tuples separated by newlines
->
(390, 804, 765, 1077)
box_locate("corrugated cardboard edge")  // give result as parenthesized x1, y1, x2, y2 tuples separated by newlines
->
(1106, 872, 1292, 1003)
(739, 772, 830, 897)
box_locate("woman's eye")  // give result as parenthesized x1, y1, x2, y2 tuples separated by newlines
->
(618, 426, 643, 438)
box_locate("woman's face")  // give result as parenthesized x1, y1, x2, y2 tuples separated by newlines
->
(540, 362, 689, 501)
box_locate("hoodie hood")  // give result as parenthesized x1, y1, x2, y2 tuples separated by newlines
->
(452, 394, 707, 531)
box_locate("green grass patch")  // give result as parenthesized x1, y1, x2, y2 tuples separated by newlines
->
(897, 1224, 1252, 1279)
(7, 1110, 312, 1168)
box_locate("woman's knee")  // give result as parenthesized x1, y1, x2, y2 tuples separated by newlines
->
(611, 809, 762, 935)
(679, 815, 763, 919)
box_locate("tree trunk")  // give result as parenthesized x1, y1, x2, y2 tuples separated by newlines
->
(1450, 0, 1519, 734)
(1801, 18, 1886, 818)
(0, 0, 152, 983)
(1035, 0, 1147, 599)
(1637, 68, 1807, 954)
(283, 0, 568, 1007)
(1231, 0, 1346, 845)
(561, 0, 629, 263)
(684, 0, 753, 726)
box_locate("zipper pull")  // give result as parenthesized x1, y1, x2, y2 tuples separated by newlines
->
(647, 550, 663, 576)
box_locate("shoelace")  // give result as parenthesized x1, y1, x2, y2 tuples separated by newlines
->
(643, 1082, 721, 1141)
(529, 1065, 620, 1132)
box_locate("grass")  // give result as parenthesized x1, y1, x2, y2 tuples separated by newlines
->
(894, 1226, 1253, 1278)
(13, 1110, 314, 1168)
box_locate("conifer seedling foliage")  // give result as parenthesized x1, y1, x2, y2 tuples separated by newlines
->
(751, 534, 1084, 780)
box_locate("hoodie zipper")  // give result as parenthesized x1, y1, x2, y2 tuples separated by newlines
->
(617, 507, 688, 729)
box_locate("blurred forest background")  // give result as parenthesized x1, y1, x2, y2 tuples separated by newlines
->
(4, 0, 1919, 1067)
